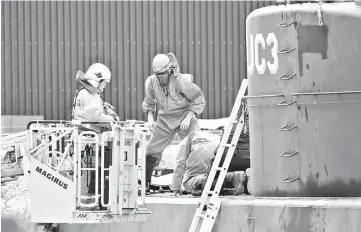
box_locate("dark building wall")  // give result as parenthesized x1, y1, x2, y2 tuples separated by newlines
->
(1, 1, 273, 120)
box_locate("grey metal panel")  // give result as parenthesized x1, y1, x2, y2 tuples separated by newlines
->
(207, 2, 215, 118)
(181, 2, 188, 72)
(109, 1, 118, 118)
(174, 1, 181, 69)
(194, 1, 201, 104)
(220, 1, 228, 118)
(37, 2, 45, 118)
(1, 2, 4, 115)
(64, 1, 72, 119)
(50, 2, 58, 119)
(199, 2, 208, 117)
(239, 0, 246, 96)
(17, 1, 25, 115)
(226, 2, 234, 114)
(232, 1, 241, 102)
(101, 1, 109, 102)
(24, 1, 31, 115)
(142, 1, 150, 116)
(57, 1, 65, 120)
(135, 2, 144, 120)
(29, 1, 37, 116)
(11, 1, 19, 115)
(129, 1, 137, 119)
(4, 0, 11, 114)
(187, 2, 194, 76)
(69, 1, 77, 100)
(123, 1, 131, 119)
(116, 1, 124, 118)
(44, 1, 52, 120)
(1, 1, 271, 120)
(214, 1, 221, 119)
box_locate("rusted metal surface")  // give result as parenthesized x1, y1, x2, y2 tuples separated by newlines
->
(57, 196, 361, 232)
(1, 1, 273, 120)
(247, 3, 361, 197)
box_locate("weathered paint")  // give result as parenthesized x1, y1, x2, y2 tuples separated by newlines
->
(297, 25, 328, 77)
(1, 0, 273, 120)
(57, 197, 361, 232)
(247, 3, 361, 197)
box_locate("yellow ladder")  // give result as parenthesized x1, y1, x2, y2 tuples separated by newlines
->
(188, 79, 248, 232)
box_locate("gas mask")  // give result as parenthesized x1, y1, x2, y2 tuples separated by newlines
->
(156, 70, 171, 88)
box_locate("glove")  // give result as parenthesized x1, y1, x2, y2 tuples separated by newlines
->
(104, 102, 116, 110)
(104, 102, 119, 121)
(180, 116, 191, 131)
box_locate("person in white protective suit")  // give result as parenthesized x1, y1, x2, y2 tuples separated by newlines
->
(172, 131, 247, 197)
(142, 53, 206, 193)
(72, 63, 119, 202)
(72, 63, 119, 132)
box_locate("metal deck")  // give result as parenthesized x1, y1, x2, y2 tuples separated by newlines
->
(58, 196, 361, 232)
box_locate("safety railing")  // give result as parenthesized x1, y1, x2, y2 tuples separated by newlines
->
(25, 120, 149, 213)
(76, 130, 100, 208)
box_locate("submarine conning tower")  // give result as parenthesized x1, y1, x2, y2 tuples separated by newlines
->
(246, 1, 361, 197)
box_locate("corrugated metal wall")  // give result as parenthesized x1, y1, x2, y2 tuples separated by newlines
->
(1, 1, 273, 120)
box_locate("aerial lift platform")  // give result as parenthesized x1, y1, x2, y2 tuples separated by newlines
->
(2, 120, 152, 232)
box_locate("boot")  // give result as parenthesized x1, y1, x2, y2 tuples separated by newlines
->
(88, 171, 96, 194)
(223, 171, 247, 195)
(145, 156, 158, 194)
(137, 180, 151, 195)
(191, 176, 207, 196)
(146, 182, 151, 195)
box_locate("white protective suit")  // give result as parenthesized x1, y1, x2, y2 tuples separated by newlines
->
(72, 70, 116, 132)
(172, 131, 221, 192)
(142, 54, 206, 162)
(142, 53, 206, 186)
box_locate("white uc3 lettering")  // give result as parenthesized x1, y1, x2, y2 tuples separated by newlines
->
(247, 33, 279, 75)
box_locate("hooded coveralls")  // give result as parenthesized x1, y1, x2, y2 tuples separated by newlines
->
(172, 131, 248, 195)
(172, 131, 221, 192)
(142, 73, 206, 183)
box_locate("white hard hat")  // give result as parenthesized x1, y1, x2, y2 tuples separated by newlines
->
(152, 54, 170, 74)
(86, 63, 111, 84)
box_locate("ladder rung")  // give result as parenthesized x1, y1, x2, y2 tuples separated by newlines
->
(212, 167, 223, 171)
(205, 191, 217, 195)
(78, 139, 98, 142)
(78, 196, 97, 199)
(221, 144, 232, 148)
(195, 214, 205, 218)
(81, 168, 97, 171)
